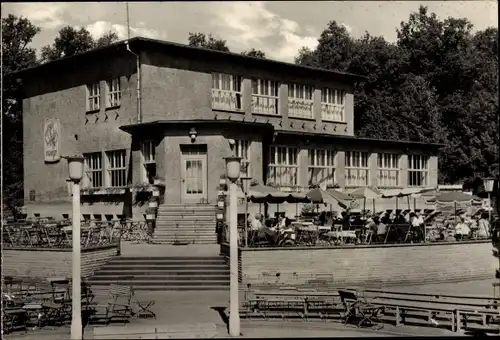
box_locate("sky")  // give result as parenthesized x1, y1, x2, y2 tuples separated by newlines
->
(2, 1, 498, 62)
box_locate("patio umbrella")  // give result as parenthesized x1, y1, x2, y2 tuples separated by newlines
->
(349, 187, 381, 217)
(426, 191, 482, 222)
(326, 189, 352, 201)
(306, 188, 348, 211)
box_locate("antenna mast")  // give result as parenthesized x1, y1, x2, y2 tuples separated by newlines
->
(126, 2, 131, 39)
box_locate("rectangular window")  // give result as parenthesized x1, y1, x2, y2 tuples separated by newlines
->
(106, 150, 127, 187)
(84, 152, 103, 188)
(267, 146, 298, 188)
(345, 151, 370, 187)
(408, 154, 429, 187)
(321, 88, 345, 122)
(308, 149, 336, 188)
(251, 79, 279, 115)
(106, 78, 121, 108)
(141, 141, 156, 184)
(211, 73, 242, 111)
(86, 83, 100, 112)
(377, 153, 400, 187)
(288, 84, 314, 119)
(234, 140, 251, 179)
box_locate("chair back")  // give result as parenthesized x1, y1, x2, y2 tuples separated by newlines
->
(108, 284, 133, 306)
(338, 290, 358, 305)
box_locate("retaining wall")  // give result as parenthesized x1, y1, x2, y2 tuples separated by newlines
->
(224, 240, 495, 288)
(3, 244, 119, 279)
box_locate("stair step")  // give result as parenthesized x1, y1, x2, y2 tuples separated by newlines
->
(90, 275, 229, 281)
(87, 280, 229, 286)
(102, 264, 226, 269)
(95, 270, 229, 276)
(153, 232, 215, 236)
(90, 284, 229, 291)
(109, 257, 224, 261)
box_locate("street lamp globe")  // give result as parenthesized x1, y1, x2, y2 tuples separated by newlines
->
(67, 156, 85, 183)
(224, 156, 242, 183)
(484, 177, 495, 193)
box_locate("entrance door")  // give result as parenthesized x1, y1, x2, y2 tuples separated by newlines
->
(181, 153, 208, 203)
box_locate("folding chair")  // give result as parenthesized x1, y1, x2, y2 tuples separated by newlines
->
(338, 290, 384, 328)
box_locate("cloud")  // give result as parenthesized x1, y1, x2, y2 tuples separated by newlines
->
(209, 2, 318, 62)
(86, 20, 164, 40)
(5, 3, 67, 29)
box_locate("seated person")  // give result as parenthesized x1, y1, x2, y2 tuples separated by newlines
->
(477, 213, 490, 238)
(454, 216, 471, 240)
(364, 217, 377, 243)
(377, 216, 389, 243)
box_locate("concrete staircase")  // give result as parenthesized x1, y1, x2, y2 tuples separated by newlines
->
(87, 256, 229, 291)
(153, 204, 218, 244)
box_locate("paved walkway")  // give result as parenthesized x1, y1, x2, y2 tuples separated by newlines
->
(119, 242, 221, 257)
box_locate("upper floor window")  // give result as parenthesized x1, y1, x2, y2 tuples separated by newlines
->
(141, 141, 156, 184)
(308, 149, 336, 189)
(288, 84, 314, 119)
(345, 151, 369, 187)
(377, 153, 400, 188)
(267, 146, 298, 188)
(408, 154, 429, 187)
(106, 78, 121, 108)
(211, 73, 242, 111)
(233, 140, 251, 179)
(86, 83, 100, 112)
(321, 88, 345, 122)
(106, 150, 127, 187)
(84, 152, 103, 188)
(251, 79, 279, 115)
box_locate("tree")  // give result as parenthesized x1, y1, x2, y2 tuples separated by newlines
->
(1, 14, 41, 215)
(95, 31, 119, 48)
(187, 32, 230, 52)
(241, 48, 266, 58)
(40, 26, 119, 62)
(295, 6, 498, 190)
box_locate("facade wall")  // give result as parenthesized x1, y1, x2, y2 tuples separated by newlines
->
(3, 245, 118, 279)
(21, 45, 440, 217)
(238, 241, 494, 287)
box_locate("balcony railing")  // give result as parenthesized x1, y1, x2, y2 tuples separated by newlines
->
(212, 89, 242, 111)
(251, 95, 278, 115)
(346, 168, 369, 187)
(288, 98, 314, 119)
(377, 169, 400, 188)
(321, 103, 344, 122)
(267, 165, 298, 188)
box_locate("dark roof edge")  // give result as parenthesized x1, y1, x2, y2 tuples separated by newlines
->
(7, 37, 366, 82)
(119, 119, 274, 132)
(275, 130, 445, 149)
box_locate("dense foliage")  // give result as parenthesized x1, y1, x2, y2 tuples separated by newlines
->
(294, 6, 498, 193)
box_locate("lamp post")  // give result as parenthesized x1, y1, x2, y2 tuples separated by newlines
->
(67, 155, 84, 340)
(484, 177, 495, 223)
(224, 156, 241, 337)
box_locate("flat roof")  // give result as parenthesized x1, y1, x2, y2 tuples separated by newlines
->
(7, 37, 365, 83)
(275, 130, 445, 149)
(120, 119, 444, 150)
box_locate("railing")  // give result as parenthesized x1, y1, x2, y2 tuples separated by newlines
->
(266, 165, 299, 188)
(211, 89, 242, 111)
(251, 94, 278, 115)
(345, 168, 369, 187)
(2, 219, 151, 248)
(321, 103, 344, 122)
(377, 169, 400, 188)
(234, 223, 492, 248)
(288, 98, 314, 119)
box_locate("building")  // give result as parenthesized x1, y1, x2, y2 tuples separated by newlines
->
(16, 37, 442, 224)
